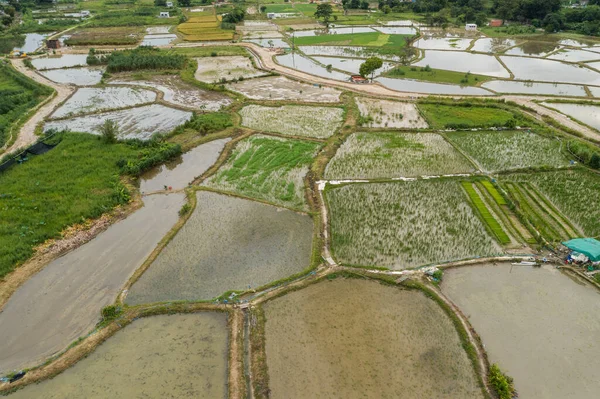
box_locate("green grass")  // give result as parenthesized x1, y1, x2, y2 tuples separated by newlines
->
(294, 32, 410, 48)
(0, 133, 145, 277)
(205, 135, 321, 210)
(418, 104, 515, 129)
(482, 180, 507, 205)
(384, 66, 492, 86)
(461, 182, 511, 245)
(0, 62, 54, 147)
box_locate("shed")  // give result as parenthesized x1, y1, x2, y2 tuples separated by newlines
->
(563, 238, 600, 262)
(489, 19, 503, 27)
(465, 23, 477, 31)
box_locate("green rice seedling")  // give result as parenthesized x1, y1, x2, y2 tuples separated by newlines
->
(205, 135, 321, 210)
(325, 132, 474, 179)
(239, 105, 344, 139)
(461, 182, 511, 245)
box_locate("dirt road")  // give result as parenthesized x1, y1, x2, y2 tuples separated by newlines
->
(3, 59, 74, 155)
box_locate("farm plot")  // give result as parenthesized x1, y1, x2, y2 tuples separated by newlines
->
(9, 314, 229, 398)
(325, 132, 474, 179)
(419, 104, 515, 129)
(51, 87, 157, 118)
(39, 67, 104, 86)
(263, 278, 484, 399)
(503, 169, 598, 237)
(226, 76, 341, 102)
(239, 104, 344, 139)
(446, 130, 569, 172)
(204, 135, 320, 210)
(195, 55, 268, 83)
(110, 75, 232, 111)
(442, 264, 600, 399)
(327, 180, 500, 269)
(355, 98, 428, 128)
(126, 191, 313, 304)
(44, 104, 192, 140)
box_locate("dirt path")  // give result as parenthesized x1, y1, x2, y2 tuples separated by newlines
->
(3, 59, 74, 154)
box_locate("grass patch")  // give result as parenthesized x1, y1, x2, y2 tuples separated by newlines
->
(461, 182, 511, 245)
(419, 104, 516, 129)
(205, 135, 321, 210)
(384, 66, 492, 86)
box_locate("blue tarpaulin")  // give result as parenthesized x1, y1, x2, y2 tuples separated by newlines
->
(562, 238, 600, 262)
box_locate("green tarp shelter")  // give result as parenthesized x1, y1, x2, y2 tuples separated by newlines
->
(562, 238, 600, 262)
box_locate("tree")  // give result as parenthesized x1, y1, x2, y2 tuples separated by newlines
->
(359, 57, 383, 80)
(314, 3, 333, 25)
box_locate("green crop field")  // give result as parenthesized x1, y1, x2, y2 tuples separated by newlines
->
(325, 132, 474, 179)
(327, 180, 500, 269)
(446, 130, 569, 172)
(461, 182, 511, 245)
(384, 66, 492, 86)
(419, 104, 516, 129)
(204, 135, 321, 210)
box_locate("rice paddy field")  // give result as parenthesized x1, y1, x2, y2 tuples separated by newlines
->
(442, 264, 600, 399)
(239, 104, 344, 139)
(204, 135, 320, 210)
(194, 56, 268, 83)
(446, 130, 569, 172)
(327, 180, 500, 269)
(355, 98, 428, 128)
(125, 191, 313, 304)
(51, 87, 157, 118)
(325, 132, 475, 179)
(263, 278, 484, 399)
(226, 76, 341, 102)
(419, 104, 516, 129)
(9, 313, 229, 398)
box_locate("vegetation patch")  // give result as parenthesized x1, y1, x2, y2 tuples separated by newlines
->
(327, 180, 500, 269)
(239, 104, 344, 139)
(325, 132, 474, 179)
(419, 104, 516, 129)
(205, 135, 320, 210)
(446, 130, 569, 172)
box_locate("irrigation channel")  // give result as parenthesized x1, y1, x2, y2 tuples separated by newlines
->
(2, 30, 600, 398)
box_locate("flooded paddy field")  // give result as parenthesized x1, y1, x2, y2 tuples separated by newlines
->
(9, 313, 228, 399)
(226, 76, 341, 102)
(414, 51, 510, 78)
(327, 181, 500, 269)
(471, 38, 517, 53)
(110, 75, 232, 111)
(325, 132, 473, 179)
(355, 98, 428, 128)
(376, 77, 492, 95)
(239, 104, 344, 139)
(44, 104, 192, 140)
(446, 130, 569, 172)
(541, 102, 600, 130)
(500, 56, 600, 85)
(442, 264, 600, 399)
(414, 37, 472, 50)
(141, 138, 230, 193)
(276, 53, 351, 81)
(204, 135, 320, 210)
(0, 194, 183, 373)
(39, 67, 104, 86)
(126, 191, 313, 304)
(482, 80, 587, 97)
(31, 54, 88, 70)
(263, 278, 483, 399)
(51, 87, 157, 118)
(311, 56, 394, 75)
(194, 55, 268, 83)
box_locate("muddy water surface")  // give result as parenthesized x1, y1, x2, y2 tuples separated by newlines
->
(0, 194, 184, 374)
(9, 313, 228, 398)
(442, 264, 600, 399)
(264, 279, 483, 399)
(140, 138, 230, 193)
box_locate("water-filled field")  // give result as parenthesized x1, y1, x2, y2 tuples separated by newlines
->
(226, 76, 341, 102)
(325, 132, 473, 179)
(31, 54, 88, 70)
(141, 138, 230, 193)
(9, 313, 229, 398)
(414, 51, 510, 78)
(126, 191, 313, 304)
(40, 67, 104, 86)
(327, 181, 500, 269)
(442, 264, 600, 399)
(264, 278, 483, 399)
(195, 55, 268, 83)
(541, 102, 600, 130)
(446, 130, 569, 172)
(0, 194, 183, 373)
(51, 87, 157, 118)
(239, 104, 344, 139)
(44, 104, 192, 140)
